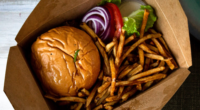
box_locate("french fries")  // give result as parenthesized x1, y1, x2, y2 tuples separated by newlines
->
(46, 18, 178, 109)
(128, 66, 165, 81)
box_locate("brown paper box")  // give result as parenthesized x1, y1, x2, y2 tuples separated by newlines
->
(4, 0, 192, 109)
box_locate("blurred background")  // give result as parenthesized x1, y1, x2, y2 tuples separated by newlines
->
(0, 0, 199, 109)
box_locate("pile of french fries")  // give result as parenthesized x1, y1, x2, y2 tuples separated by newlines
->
(44, 9, 178, 110)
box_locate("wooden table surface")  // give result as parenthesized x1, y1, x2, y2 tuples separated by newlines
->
(0, 1, 39, 109)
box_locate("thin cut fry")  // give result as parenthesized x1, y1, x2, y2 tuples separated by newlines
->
(44, 95, 86, 103)
(105, 96, 119, 102)
(98, 81, 111, 93)
(128, 66, 165, 81)
(127, 65, 143, 77)
(146, 44, 159, 54)
(122, 86, 133, 95)
(93, 104, 103, 110)
(150, 60, 160, 68)
(86, 81, 101, 107)
(104, 100, 118, 106)
(96, 87, 111, 105)
(104, 105, 113, 110)
(121, 33, 162, 65)
(113, 37, 118, 58)
(138, 48, 145, 66)
(118, 65, 128, 73)
(80, 23, 111, 75)
(115, 29, 125, 67)
(136, 84, 142, 91)
(109, 56, 117, 96)
(144, 53, 165, 60)
(75, 103, 83, 110)
(121, 87, 137, 102)
(118, 63, 138, 79)
(118, 86, 124, 97)
(106, 41, 116, 52)
(95, 88, 108, 103)
(98, 70, 104, 80)
(115, 80, 143, 86)
(103, 76, 112, 82)
(98, 38, 106, 48)
(142, 81, 154, 91)
(149, 29, 170, 52)
(137, 73, 167, 82)
(81, 88, 90, 96)
(144, 58, 151, 71)
(78, 92, 86, 97)
(140, 9, 150, 38)
(158, 61, 165, 67)
(124, 34, 135, 45)
(139, 43, 157, 54)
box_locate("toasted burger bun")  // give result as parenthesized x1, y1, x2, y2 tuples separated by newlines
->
(31, 26, 100, 97)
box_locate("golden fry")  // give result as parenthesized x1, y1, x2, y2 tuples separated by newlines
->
(96, 87, 111, 105)
(142, 81, 154, 91)
(146, 44, 159, 54)
(125, 34, 135, 45)
(136, 84, 142, 91)
(95, 88, 108, 103)
(128, 66, 165, 81)
(139, 43, 157, 54)
(109, 56, 117, 96)
(81, 88, 90, 96)
(121, 87, 137, 102)
(93, 104, 103, 110)
(158, 61, 165, 67)
(105, 96, 119, 102)
(106, 41, 115, 52)
(115, 29, 125, 67)
(118, 63, 138, 79)
(144, 53, 165, 60)
(78, 92, 86, 97)
(150, 60, 160, 68)
(86, 81, 101, 107)
(98, 81, 111, 93)
(113, 37, 118, 58)
(138, 48, 145, 66)
(104, 105, 113, 110)
(104, 100, 118, 107)
(121, 33, 162, 65)
(140, 9, 150, 38)
(98, 38, 106, 48)
(98, 70, 104, 80)
(137, 73, 167, 82)
(144, 58, 151, 71)
(118, 86, 124, 97)
(103, 76, 112, 82)
(115, 80, 143, 86)
(118, 65, 128, 73)
(75, 102, 83, 110)
(127, 65, 143, 77)
(44, 95, 86, 103)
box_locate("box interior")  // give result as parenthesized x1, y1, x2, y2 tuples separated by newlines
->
(4, 0, 192, 109)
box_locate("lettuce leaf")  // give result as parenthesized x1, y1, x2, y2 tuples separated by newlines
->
(98, 0, 121, 6)
(122, 5, 157, 37)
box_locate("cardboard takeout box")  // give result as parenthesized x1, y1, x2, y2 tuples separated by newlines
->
(4, 0, 192, 109)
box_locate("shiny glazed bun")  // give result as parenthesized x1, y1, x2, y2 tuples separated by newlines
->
(31, 26, 100, 97)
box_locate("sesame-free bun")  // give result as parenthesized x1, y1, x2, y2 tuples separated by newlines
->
(31, 26, 100, 97)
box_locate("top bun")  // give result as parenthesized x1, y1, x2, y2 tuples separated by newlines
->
(31, 26, 100, 97)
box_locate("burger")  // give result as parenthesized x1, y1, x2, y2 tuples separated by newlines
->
(31, 26, 101, 97)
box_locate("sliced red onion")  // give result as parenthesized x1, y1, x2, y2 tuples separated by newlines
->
(82, 6, 111, 42)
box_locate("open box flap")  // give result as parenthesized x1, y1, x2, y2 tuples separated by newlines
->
(4, 46, 56, 110)
(144, 0, 192, 68)
(15, 0, 101, 47)
(115, 68, 190, 110)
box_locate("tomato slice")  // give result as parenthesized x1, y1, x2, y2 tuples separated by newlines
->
(104, 3, 123, 39)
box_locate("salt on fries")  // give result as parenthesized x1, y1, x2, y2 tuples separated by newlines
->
(44, 13, 178, 109)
